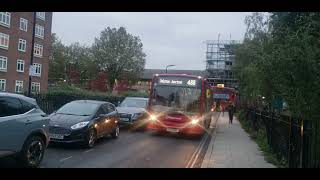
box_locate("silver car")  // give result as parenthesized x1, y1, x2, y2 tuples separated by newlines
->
(0, 92, 50, 167)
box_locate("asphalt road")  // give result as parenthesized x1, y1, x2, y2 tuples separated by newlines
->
(0, 113, 219, 168)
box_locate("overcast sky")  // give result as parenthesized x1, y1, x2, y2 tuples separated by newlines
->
(52, 12, 250, 70)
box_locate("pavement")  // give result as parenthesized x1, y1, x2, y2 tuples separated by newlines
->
(201, 112, 275, 168)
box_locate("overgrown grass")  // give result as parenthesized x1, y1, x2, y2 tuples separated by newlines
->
(236, 110, 288, 168)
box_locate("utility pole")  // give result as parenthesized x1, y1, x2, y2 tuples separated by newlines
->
(28, 12, 36, 96)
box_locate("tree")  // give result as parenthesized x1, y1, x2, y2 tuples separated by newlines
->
(49, 34, 97, 86)
(49, 33, 68, 83)
(235, 12, 320, 120)
(92, 27, 146, 91)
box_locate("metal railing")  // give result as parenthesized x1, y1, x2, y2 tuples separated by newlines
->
(244, 108, 320, 168)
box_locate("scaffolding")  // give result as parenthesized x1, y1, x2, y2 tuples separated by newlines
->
(205, 38, 240, 88)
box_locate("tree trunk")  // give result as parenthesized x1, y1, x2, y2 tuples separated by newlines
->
(108, 78, 115, 92)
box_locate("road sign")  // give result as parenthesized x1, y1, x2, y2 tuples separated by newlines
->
(217, 84, 224, 88)
(272, 97, 283, 110)
(29, 65, 37, 76)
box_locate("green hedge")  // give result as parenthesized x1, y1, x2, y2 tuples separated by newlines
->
(31, 85, 148, 114)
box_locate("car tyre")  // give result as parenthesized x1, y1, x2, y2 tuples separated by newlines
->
(111, 125, 120, 138)
(18, 136, 45, 168)
(85, 128, 97, 148)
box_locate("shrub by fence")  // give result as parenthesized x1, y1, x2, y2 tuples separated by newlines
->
(241, 108, 320, 168)
(30, 92, 126, 114)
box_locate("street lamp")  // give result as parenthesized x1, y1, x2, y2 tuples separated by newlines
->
(28, 12, 37, 96)
(165, 65, 176, 73)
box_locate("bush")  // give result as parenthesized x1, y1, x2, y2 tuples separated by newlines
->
(32, 85, 127, 114)
(120, 91, 148, 98)
(236, 109, 288, 168)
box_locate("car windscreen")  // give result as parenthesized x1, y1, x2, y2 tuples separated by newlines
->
(56, 102, 99, 116)
(120, 99, 147, 108)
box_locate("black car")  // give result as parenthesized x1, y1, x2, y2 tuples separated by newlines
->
(116, 97, 148, 130)
(49, 100, 120, 148)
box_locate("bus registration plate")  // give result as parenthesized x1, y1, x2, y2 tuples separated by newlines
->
(166, 128, 179, 133)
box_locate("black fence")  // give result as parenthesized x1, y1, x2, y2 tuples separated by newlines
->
(29, 94, 125, 114)
(245, 108, 320, 168)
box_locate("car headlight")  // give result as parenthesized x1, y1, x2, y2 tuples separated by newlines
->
(191, 119, 199, 125)
(71, 121, 90, 130)
(132, 113, 142, 119)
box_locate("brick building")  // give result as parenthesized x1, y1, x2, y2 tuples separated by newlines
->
(0, 12, 52, 94)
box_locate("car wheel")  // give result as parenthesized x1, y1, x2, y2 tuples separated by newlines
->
(111, 125, 120, 138)
(18, 136, 45, 168)
(85, 129, 97, 148)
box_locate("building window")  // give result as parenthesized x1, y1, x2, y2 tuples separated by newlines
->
(17, 59, 25, 72)
(36, 12, 45, 21)
(0, 32, 9, 49)
(34, 43, 43, 57)
(19, 18, 28, 32)
(0, 56, 7, 72)
(0, 12, 10, 27)
(31, 82, 40, 94)
(0, 79, 5, 91)
(35, 24, 44, 39)
(15, 80, 23, 93)
(18, 39, 27, 52)
(33, 63, 42, 76)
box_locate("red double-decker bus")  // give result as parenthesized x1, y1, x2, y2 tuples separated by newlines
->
(211, 84, 237, 110)
(146, 74, 213, 137)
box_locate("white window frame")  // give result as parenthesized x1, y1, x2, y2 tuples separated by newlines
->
(31, 82, 40, 94)
(34, 43, 43, 57)
(35, 24, 44, 39)
(36, 12, 45, 21)
(18, 39, 27, 52)
(33, 63, 42, 77)
(0, 79, 6, 91)
(15, 80, 23, 93)
(0, 12, 10, 27)
(0, 56, 7, 72)
(17, 59, 25, 72)
(19, 18, 28, 32)
(0, 32, 9, 49)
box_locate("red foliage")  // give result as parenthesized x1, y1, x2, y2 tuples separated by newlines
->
(88, 72, 108, 92)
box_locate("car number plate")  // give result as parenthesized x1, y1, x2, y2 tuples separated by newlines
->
(166, 128, 179, 133)
(120, 118, 130, 122)
(49, 134, 64, 140)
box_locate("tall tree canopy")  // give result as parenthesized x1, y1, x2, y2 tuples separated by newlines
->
(235, 12, 320, 120)
(92, 27, 146, 90)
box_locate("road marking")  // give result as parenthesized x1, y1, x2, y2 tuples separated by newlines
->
(84, 149, 94, 153)
(186, 112, 220, 168)
(186, 133, 208, 168)
(59, 156, 73, 162)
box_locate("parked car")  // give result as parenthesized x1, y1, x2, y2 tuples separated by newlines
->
(49, 100, 120, 148)
(116, 97, 149, 130)
(0, 92, 50, 168)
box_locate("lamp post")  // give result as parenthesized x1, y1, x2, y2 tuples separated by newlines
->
(28, 12, 37, 96)
(165, 65, 176, 73)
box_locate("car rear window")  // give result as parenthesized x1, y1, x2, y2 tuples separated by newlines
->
(0, 97, 23, 117)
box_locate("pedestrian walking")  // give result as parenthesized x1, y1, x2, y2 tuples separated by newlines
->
(221, 104, 225, 116)
(227, 104, 235, 124)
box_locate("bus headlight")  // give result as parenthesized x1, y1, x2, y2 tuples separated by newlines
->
(150, 115, 157, 121)
(191, 119, 199, 125)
